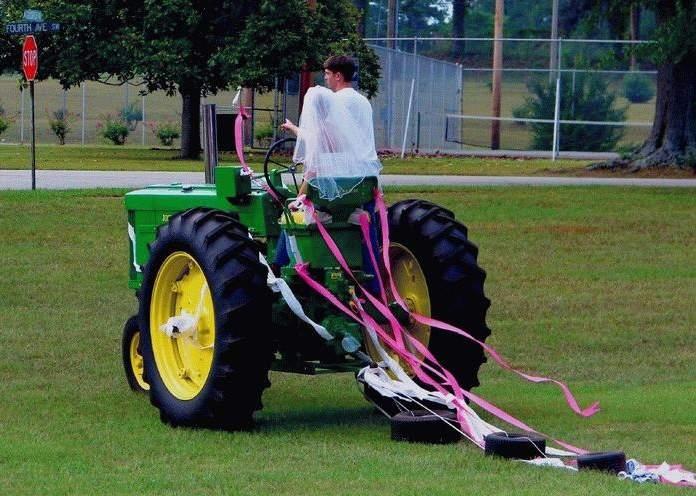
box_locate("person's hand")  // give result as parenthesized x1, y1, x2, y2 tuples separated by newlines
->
(280, 119, 297, 133)
(288, 194, 306, 211)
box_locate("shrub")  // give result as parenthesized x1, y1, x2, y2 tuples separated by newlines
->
(254, 122, 274, 145)
(119, 102, 143, 131)
(513, 72, 627, 152)
(47, 109, 76, 145)
(99, 115, 129, 145)
(0, 101, 12, 137)
(150, 121, 180, 146)
(623, 73, 655, 103)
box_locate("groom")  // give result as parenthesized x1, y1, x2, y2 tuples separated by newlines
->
(323, 55, 382, 294)
(275, 56, 382, 289)
(283, 55, 377, 158)
(322, 55, 377, 160)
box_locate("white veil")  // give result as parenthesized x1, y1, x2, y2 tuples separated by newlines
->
(293, 86, 381, 201)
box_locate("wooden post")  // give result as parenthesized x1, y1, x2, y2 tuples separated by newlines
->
(549, 0, 559, 81)
(387, 0, 397, 49)
(241, 88, 254, 147)
(490, 0, 504, 150)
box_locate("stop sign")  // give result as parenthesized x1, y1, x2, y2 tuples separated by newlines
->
(22, 35, 38, 81)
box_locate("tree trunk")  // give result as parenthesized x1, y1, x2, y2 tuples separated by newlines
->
(629, 4, 640, 70)
(355, 0, 369, 37)
(592, 2, 696, 171)
(180, 86, 201, 160)
(451, 0, 467, 60)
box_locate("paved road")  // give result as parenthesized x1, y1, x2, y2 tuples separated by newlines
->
(2, 169, 696, 189)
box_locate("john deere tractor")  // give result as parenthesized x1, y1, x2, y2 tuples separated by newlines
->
(122, 139, 491, 429)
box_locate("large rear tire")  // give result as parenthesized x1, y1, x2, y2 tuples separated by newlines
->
(138, 208, 272, 430)
(387, 199, 491, 392)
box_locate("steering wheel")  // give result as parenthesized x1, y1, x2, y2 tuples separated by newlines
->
(263, 137, 303, 201)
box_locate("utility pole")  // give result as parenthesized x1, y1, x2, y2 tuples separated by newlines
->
(490, 0, 504, 150)
(549, 0, 559, 81)
(387, 0, 397, 49)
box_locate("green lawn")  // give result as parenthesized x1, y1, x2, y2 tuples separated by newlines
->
(1, 186, 694, 495)
(2, 144, 694, 177)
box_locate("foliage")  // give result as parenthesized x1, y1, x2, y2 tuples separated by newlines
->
(119, 102, 143, 131)
(25, 0, 380, 158)
(640, 1, 696, 65)
(149, 121, 180, 147)
(310, 2, 381, 97)
(622, 73, 655, 103)
(254, 122, 274, 142)
(0, 101, 8, 137)
(362, 0, 450, 38)
(98, 115, 129, 145)
(47, 108, 76, 145)
(514, 72, 627, 152)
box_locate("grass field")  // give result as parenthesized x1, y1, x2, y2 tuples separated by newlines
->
(2, 144, 694, 178)
(1, 186, 694, 495)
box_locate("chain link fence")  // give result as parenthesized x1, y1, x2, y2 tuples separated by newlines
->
(0, 76, 240, 147)
(0, 37, 657, 157)
(367, 37, 656, 156)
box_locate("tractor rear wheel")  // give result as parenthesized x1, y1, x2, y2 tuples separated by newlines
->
(386, 199, 491, 392)
(138, 208, 272, 430)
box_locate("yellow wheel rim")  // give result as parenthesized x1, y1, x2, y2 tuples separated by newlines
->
(150, 251, 215, 400)
(366, 243, 432, 376)
(128, 331, 150, 391)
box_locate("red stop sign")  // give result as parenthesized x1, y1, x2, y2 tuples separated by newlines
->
(22, 35, 38, 81)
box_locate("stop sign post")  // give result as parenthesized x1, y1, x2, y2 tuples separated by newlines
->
(23, 35, 37, 190)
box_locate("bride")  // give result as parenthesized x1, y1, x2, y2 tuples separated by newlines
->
(273, 86, 382, 284)
(281, 85, 381, 201)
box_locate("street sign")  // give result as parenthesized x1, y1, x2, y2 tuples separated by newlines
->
(5, 22, 60, 34)
(24, 10, 44, 22)
(23, 35, 38, 81)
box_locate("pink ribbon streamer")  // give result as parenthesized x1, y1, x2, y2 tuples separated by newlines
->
(290, 192, 696, 482)
(234, 107, 253, 175)
(371, 190, 600, 418)
(234, 107, 283, 204)
(297, 198, 591, 454)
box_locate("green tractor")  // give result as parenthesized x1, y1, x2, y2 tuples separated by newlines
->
(122, 139, 491, 429)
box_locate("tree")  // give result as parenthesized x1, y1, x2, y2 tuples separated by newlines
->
(590, 0, 696, 170)
(514, 72, 626, 152)
(363, 0, 449, 38)
(137, 1, 313, 158)
(352, 0, 369, 36)
(10, 0, 379, 159)
(450, 0, 470, 59)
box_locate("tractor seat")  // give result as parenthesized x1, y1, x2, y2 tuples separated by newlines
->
(306, 176, 378, 211)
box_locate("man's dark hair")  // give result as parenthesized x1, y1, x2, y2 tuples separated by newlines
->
(323, 55, 356, 82)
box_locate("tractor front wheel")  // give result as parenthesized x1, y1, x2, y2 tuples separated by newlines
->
(122, 315, 149, 393)
(138, 208, 272, 430)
